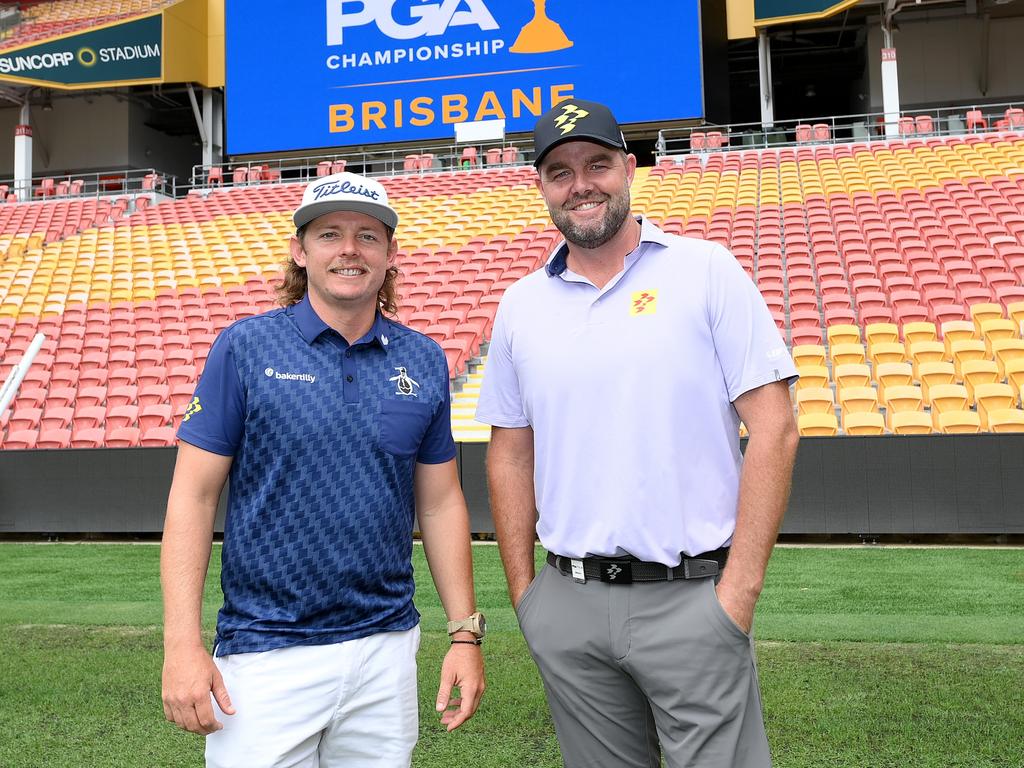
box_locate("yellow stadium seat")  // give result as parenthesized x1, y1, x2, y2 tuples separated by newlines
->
(979, 318, 1018, 354)
(839, 386, 879, 417)
(988, 408, 1024, 433)
(908, 340, 947, 378)
(834, 363, 872, 392)
(792, 344, 826, 369)
(830, 343, 866, 367)
(798, 412, 838, 436)
(884, 384, 924, 414)
(795, 365, 830, 390)
(796, 387, 835, 416)
(949, 339, 988, 381)
(1006, 301, 1024, 330)
(865, 322, 900, 347)
(974, 383, 1017, 429)
(960, 359, 1000, 405)
(868, 342, 907, 366)
(1004, 358, 1024, 402)
(941, 320, 977, 356)
(929, 384, 970, 428)
(889, 410, 933, 435)
(826, 324, 861, 346)
(842, 411, 885, 435)
(937, 410, 982, 434)
(991, 338, 1024, 379)
(875, 363, 914, 402)
(970, 302, 1004, 334)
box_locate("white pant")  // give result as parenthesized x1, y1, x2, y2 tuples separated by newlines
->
(206, 627, 420, 768)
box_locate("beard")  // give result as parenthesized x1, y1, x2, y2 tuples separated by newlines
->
(549, 184, 632, 250)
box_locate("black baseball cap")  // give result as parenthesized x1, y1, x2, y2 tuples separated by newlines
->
(533, 99, 627, 168)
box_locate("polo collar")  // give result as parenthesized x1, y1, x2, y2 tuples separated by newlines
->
(292, 295, 391, 353)
(544, 215, 670, 277)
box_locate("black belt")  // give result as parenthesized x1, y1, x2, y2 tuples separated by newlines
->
(546, 548, 729, 584)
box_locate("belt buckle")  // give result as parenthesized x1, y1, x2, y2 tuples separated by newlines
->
(598, 559, 633, 584)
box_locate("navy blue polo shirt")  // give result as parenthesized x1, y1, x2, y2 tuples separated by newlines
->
(177, 296, 456, 656)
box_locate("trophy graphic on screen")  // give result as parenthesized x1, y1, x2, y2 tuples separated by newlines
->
(510, 0, 573, 53)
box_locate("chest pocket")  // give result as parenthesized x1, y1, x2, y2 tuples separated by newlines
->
(378, 400, 434, 458)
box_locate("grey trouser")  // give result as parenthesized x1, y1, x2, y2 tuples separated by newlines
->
(516, 564, 771, 768)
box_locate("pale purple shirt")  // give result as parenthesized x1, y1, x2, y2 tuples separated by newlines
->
(475, 216, 797, 565)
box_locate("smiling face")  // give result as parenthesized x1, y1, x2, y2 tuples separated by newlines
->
(290, 210, 396, 316)
(536, 140, 636, 250)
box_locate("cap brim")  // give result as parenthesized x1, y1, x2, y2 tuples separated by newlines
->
(534, 134, 626, 167)
(293, 201, 399, 231)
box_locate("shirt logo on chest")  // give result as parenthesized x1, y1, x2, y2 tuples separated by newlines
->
(630, 290, 658, 315)
(389, 366, 420, 397)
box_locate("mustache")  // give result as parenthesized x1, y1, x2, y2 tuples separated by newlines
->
(562, 193, 609, 210)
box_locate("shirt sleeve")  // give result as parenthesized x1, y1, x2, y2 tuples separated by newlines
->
(474, 298, 530, 428)
(416, 344, 458, 464)
(706, 243, 799, 402)
(176, 329, 246, 456)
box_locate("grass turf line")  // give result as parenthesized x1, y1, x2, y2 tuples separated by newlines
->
(0, 544, 1022, 767)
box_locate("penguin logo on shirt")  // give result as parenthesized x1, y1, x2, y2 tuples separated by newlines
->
(389, 367, 420, 397)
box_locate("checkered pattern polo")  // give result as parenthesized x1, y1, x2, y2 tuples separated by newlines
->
(177, 296, 455, 656)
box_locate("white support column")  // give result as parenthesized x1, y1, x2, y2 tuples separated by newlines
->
(13, 102, 32, 201)
(758, 29, 775, 129)
(203, 87, 223, 168)
(881, 28, 901, 138)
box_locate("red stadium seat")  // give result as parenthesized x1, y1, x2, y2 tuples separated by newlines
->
(1006, 108, 1024, 129)
(966, 110, 987, 131)
(36, 429, 72, 449)
(795, 124, 812, 143)
(105, 427, 141, 448)
(140, 426, 177, 447)
(3, 429, 38, 449)
(70, 428, 105, 448)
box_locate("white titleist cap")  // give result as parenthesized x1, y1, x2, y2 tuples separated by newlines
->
(292, 172, 399, 231)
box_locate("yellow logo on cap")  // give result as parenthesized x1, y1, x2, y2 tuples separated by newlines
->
(553, 104, 590, 135)
(183, 396, 203, 422)
(630, 290, 657, 316)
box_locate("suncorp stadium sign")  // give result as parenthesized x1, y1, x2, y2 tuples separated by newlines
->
(0, 14, 161, 87)
(226, 0, 704, 154)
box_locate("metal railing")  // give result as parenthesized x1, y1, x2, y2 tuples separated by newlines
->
(0, 168, 180, 204)
(656, 100, 1024, 159)
(188, 138, 534, 191)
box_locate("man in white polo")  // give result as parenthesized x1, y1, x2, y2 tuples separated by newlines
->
(161, 172, 485, 767)
(477, 100, 799, 767)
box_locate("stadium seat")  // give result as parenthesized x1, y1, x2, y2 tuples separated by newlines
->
(798, 412, 838, 436)
(795, 365, 829, 390)
(460, 147, 478, 169)
(876, 363, 914, 402)
(974, 383, 1016, 429)
(839, 387, 878, 417)
(869, 342, 907, 366)
(796, 387, 835, 415)
(316, 161, 333, 177)
(140, 426, 177, 446)
(105, 427, 141, 447)
(949, 339, 987, 380)
(1005, 108, 1024, 129)
(988, 408, 1024, 433)
(914, 115, 934, 134)
(890, 411, 932, 435)
(3, 429, 38, 449)
(36, 429, 71, 449)
(992, 339, 1024, 379)
(331, 160, 347, 174)
(965, 110, 987, 131)
(929, 384, 970, 428)
(70, 428, 105, 448)
(960, 359, 1000, 404)
(830, 343, 866, 367)
(843, 411, 885, 435)
(826, 324, 861, 346)
(690, 132, 707, 151)
(792, 345, 826, 368)
(834, 363, 871, 391)
(937, 410, 981, 434)
(917, 362, 956, 404)
(795, 124, 812, 143)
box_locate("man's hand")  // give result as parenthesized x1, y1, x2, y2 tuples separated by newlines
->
(714, 579, 758, 635)
(435, 642, 485, 731)
(162, 644, 235, 735)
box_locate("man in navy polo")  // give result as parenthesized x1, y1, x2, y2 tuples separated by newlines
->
(161, 172, 485, 768)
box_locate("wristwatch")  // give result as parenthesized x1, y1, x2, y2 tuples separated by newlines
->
(447, 611, 486, 639)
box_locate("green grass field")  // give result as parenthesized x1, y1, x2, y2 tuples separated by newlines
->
(1, 543, 1022, 768)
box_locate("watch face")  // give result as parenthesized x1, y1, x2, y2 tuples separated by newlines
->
(477, 613, 486, 635)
